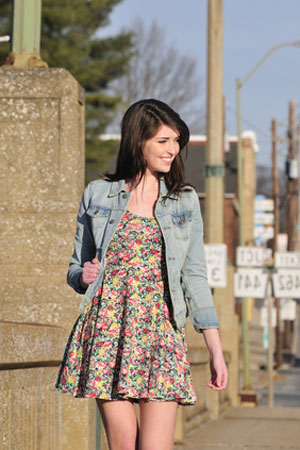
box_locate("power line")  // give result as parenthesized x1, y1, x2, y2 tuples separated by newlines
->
(226, 104, 271, 139)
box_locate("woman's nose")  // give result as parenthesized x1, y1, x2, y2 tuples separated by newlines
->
(168, 142, 179, 155)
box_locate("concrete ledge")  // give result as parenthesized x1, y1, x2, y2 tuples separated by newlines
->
(0, 321, 67, 365)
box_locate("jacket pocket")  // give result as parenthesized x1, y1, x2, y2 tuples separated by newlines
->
(171, 211, 193, 240)
(86, 205, 111, 219)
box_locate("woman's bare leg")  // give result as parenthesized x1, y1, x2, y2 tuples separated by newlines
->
(96, 399, 139, 450)
(138, 400, 178, 450)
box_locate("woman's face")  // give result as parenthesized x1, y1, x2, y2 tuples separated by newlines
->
(142, 124, 180, 176)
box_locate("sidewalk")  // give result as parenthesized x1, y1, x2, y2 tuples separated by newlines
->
(174, 305, 300, 449)
(175, 405, 300, 450)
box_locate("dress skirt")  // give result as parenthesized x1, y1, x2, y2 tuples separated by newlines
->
(55, 211, 197, 405)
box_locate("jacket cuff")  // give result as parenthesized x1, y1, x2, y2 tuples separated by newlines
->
(190, 307, 219, 333)
(67, 269, 87, 295)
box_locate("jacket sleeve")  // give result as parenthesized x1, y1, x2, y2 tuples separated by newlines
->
(181, 190, 219, 333)
(67, 183, 97, 294)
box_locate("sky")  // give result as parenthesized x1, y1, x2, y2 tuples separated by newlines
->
(100, 0, 300, 168)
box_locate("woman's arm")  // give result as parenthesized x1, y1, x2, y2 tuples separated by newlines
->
(67, 183, 97, 293)
(202, 328, 228, 390)
(181, 190, 219, 331)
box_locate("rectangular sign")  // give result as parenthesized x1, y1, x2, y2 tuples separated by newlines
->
(254, 199, 274, 212)
(234, 268, 268, 298)
(204, 244, 227, 288)
(254, 226, 274, 239)
(274, 252, 300, 268)
(272, 269, 300, 298)
(236, 246, 264, 267)
(280, 298, 297, 321)
(254, 213, 274, 225)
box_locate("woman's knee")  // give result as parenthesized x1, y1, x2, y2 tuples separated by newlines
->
(96, 399, 138, 450)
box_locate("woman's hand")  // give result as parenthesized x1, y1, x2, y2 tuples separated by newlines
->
(206, 352, 228, 391)
(80, 257, 101, 288)
(202, 328, 228, 391)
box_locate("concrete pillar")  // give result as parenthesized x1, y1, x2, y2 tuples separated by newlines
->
(0, 68, 96, 449)
(242, 137, 256, 245)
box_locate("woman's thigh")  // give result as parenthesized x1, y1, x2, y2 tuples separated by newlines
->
(96, 399, 138, 450)
(138, 400, 178, 450)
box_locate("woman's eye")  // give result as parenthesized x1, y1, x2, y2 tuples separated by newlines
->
(158, 140, 166, 144)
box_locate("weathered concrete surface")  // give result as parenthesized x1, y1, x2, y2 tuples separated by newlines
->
(0, 321, 66, 364)
(175, 406, 300, 450)
(214, 266, 239, 408)
(175, 265, 239, 442)
(0, 68, 85, 328)
(0, 68, 99, 450)
(0, 367, 96, 450)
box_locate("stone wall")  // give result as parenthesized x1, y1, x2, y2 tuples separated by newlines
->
(0, 68, 97, 449)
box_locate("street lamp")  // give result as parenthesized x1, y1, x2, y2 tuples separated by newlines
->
(236, 41, 300, 392)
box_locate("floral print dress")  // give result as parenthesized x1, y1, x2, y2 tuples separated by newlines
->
(55, 211, 197, 405)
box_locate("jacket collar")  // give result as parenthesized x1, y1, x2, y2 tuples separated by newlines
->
(107, 177, 178, 200)
(159, 177, 178, 200)
(107, 179, 127, 198)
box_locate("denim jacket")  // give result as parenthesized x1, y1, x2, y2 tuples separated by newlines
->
(67, 178, 219, 333)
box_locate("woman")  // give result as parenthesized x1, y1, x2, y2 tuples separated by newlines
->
(56, 99, 228, 449)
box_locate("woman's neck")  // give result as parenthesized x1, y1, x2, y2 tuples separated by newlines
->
(125, 173, 160, 217)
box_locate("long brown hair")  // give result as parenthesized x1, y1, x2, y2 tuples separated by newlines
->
(105, 99, 191, 196)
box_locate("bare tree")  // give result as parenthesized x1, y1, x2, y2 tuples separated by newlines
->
(108, 19, 205, 133)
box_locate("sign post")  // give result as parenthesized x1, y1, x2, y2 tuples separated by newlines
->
(266, 278, 274, 407)
(235, 246, 269, 404)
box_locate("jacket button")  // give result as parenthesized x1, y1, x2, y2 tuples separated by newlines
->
(122, 193, 128, 199)
(109, 219, 114, 224)
(179, 218, 185, 225)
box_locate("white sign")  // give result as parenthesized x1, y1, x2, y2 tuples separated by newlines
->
(234, 268, 268, 298)
(236, 246, 264, 267)
(272, 269, 300, 298)
(254, 199, 274, 211)
(277, 234, 288, 252)
(254, 213, 274, 225)
(204, 244, 227, 288)
(274, 252, 300, 268)
(254, 226, 274, 239)
(280, 298, 297, 321)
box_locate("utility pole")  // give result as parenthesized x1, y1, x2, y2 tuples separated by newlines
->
(296, 119, 300, 251)
(204, 0, 224, 419)
(272, 119, 282, 368)
(205, 0, 224, 244)
(287, 101, 297, 251)
(7, 0, 47, 67)
(285, 101, 297, 350)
